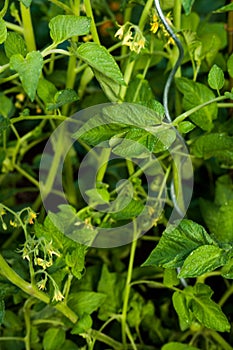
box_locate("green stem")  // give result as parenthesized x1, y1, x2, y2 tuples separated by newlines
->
(14, 164, 40, 188)
(49, 0, 73, 13)
(125, 324, 137, 350)
(71, 0, 81, 16)
(121, 223, 138, 348)
(218, 102, 233, 108)
(120, 5, 133, 63)
(20, 2, 37, 51)
(62, 55, 77, 116)
(209, 331, 233, 350)
(172, 95, 227, 125)
(133, 55, 151, 102)
(126, 159, 134, 176)
(173, 0, 182, 29)
(218, 283, 233, 307)
(84, 0, 100, 44)
(120, 0, 154, 100)
(0, 337, 25, 342)
(0, 0, 9, 17)
(5, 21, 23, 33)
(0, 254, 78, 323)
(138, 0, 154, 30)
(11, 115, 66, 124)
(63, 154, 78, 206)
(23, 299, 35, 350)
(96, 149, 111, 183)
(90, 330, 123, 349)
(119, 60, 135, 100)
(41, 127, 65, 199)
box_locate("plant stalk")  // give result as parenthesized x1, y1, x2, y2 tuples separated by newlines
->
(0, 254, 78, 323)
(20, 2, 37, 51)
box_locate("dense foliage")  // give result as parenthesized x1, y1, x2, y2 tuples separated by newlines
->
(1, 0, 233, 349)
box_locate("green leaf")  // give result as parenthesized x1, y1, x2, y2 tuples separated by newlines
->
(181, 12, 200, 31)
(34, 210, 88, 257)
(97, 264, 125, 321)
(215, 175, 233, 206)
(181, 0, 195, 15)
(177, 121, 195, 134)
(61, 340, 79, 350)
(75, 103, 167, 158)
(0, 116, 10, 136)
(37, 78, 57, 105)
(10, 51, 43, 101)
(93, 69, 122, 101)
(111, 127, 176, 157)
(125, 75, 155, 103)
(47, 89, 78, 110)
(65, 245, 86, 279)
(142, 220, 215, 269)
(178, 245, 227, 278)
(0, 93, 13, 118)
(71, 313, 92, 335)
(163, 268, 179, 287)
(221, 258, 233, 279)
(0, 19, 7, 44)
(0, 300, 5, 325)
(198, 23, 227, 51)
(18, 0, 32, 7)
(75, 103, 163, 144)
(49, 15, 91, 44)
(227, 54, 233, 78)
(68, 292, 106, 316)
(77, 42, 125, 85)
(4, 32, 27, 58)
(43, 328, 66, 350)
(192, 133, 233, 165)
(76, 42, 125, 101)
(200, 198, 233, 243)
(176, 77, 217, 131)
(214, 3, 233, 13)
(102, 100, 163, 126)
(111, 198, 144, 220)
(85, 187, 110, 205)
(47, 204, 97, 246)
(172, 292, 192, 331)
(191, 295, 230, 332)
(162, 343, 200, 350)
(208, 64, 225, 91)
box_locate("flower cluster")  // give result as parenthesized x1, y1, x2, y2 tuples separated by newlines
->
(19, 235, 64, 302)
(150, 12, 175, 46)
(115, 23, 146, 54)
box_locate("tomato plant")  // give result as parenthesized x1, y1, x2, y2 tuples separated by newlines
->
(1, 0, 233, 349)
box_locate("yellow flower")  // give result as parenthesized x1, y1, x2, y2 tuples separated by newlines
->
(10, 219, 18, 228)
(0, 207, 6, 216)
(115, 25, 125, 40)
(131, 38, 146, 53)
(122, 31, 133, 46)
(37, 279, 47, 290)
(150, 14, 159, 34)
(36, 258, 52, 269)
(28, 211, 37, 224)
(52, 289, 64, 302)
